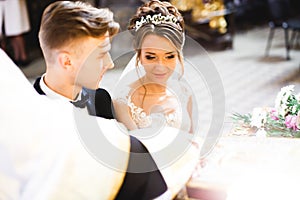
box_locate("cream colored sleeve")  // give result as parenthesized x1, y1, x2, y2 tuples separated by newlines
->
(0, 49, 131, 200)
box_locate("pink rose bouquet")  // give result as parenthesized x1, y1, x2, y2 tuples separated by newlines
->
(232, 85, 300, 137)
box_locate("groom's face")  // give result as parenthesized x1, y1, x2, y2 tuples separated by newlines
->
(73, 33, 114, 89)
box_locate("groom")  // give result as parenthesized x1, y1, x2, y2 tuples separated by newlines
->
(29, 1, 170, 199)
(33, 0, 116, 119)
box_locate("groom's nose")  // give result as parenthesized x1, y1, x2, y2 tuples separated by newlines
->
(103, 52, 114, 69)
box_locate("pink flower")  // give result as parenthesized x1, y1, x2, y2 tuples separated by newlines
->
(296, 111, 300, 129)
(270, 108, 279, 120)
(285, 115, 298, 131)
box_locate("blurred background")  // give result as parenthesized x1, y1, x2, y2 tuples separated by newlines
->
(2, 0, 300, 135)
(1, 0, 300, 66)
(2, 0, 300, 60)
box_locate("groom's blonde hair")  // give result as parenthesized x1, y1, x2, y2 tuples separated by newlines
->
(39, 1, 119, 64)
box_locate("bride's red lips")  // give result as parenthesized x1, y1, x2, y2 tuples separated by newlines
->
(154, 73, 167, 77)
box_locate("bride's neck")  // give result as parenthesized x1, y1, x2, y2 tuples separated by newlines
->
(140, 77, 168, 92)
(138, 83, 167, 94)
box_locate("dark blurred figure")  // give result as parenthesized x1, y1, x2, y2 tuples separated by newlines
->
(0, 0, 31, 67)
(95, 0, 142, 30)
(25, 1, 56, 61)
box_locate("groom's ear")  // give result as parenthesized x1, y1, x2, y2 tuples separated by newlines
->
(58, 51, 73, 71)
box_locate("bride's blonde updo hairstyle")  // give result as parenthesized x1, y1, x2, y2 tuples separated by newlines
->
(128, 0, 185, 72)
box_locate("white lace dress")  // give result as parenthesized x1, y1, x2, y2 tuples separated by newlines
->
(115, 81, 192, 133)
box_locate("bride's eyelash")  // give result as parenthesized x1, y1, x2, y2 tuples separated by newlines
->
(166, 55, 175, 59)
(144, 54, 176, 60)
(145, 55, 156, 60)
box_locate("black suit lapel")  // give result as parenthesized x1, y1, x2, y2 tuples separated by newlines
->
(94, 88, 114, 119)
(33, 78, 115, 119)
(33, 77, 46, 95)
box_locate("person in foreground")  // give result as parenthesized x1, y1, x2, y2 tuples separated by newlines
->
(0, 48, 201, 199)
(33, 1, 115, 119)
(113, 0, 194, 133)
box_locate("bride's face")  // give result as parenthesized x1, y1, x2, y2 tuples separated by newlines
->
(140, 34, 178, 84)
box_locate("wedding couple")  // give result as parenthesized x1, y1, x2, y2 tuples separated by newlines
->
(0, 0, 200, 199)
(34, 0, 194, 133)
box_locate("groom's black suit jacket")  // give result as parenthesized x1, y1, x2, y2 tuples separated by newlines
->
(33, 77, 114, 119)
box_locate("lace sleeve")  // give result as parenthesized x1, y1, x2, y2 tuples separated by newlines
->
(112, 85, 139, 130)
(113, 86, 132, 105)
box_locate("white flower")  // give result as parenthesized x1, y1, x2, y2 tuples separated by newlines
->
(279, 104, 289, 117)
(275, 85, 294, 117)
(296, 93, 300, 103)
(250, 107, 267, 128)
(282, 85, 295, 93)
(292, 105, 297, 114)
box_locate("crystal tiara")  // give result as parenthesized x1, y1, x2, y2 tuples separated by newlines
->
(134, 13, 178, 31)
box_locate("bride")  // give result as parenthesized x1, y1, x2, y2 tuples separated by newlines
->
(113, 0, 194, 134)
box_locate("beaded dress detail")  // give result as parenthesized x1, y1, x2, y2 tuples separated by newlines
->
(115, 81, 192, 132)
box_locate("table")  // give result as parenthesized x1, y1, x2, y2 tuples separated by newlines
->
(186, 136, 300, 200)
(183, 8, 234, 51)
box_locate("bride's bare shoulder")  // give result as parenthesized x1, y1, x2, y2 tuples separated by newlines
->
(128, 80, 144, 93)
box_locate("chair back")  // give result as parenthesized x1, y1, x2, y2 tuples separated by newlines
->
(267, 0, 291, 21)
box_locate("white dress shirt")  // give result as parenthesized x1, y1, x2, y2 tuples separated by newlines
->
(39, 73, 89, 114)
